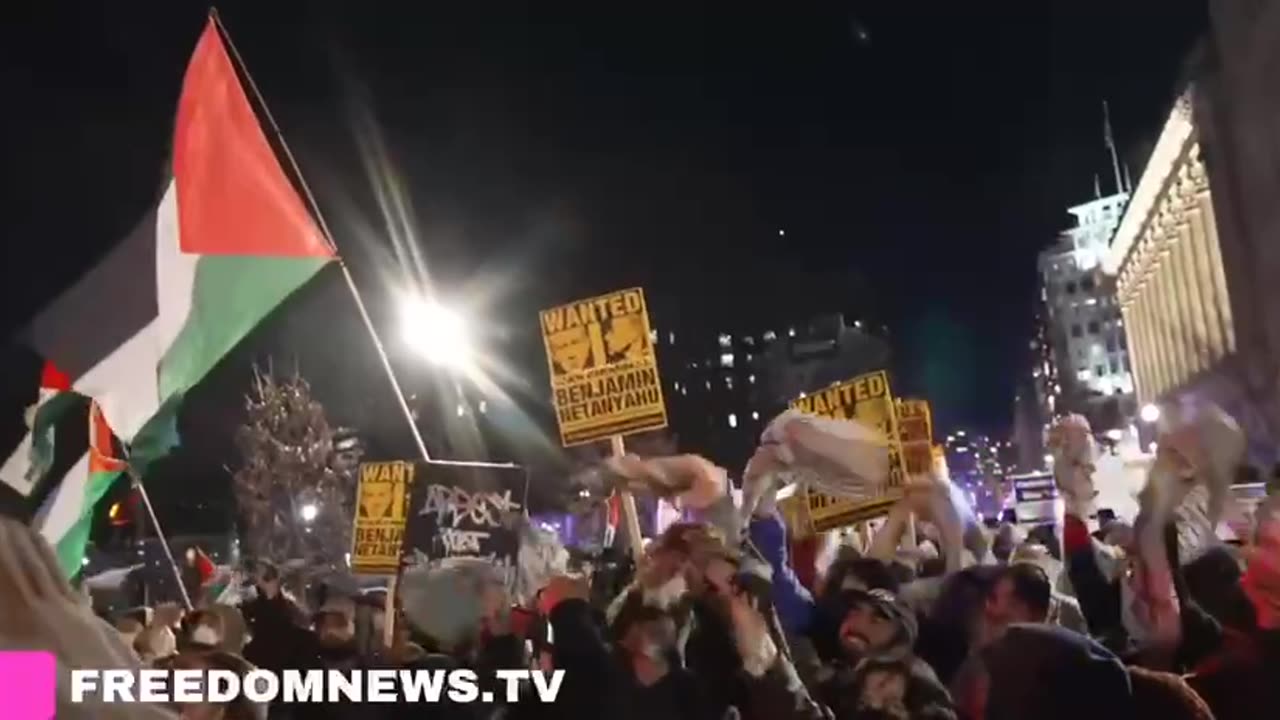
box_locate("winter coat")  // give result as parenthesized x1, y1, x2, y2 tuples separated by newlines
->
(980, 624, 1135, 720)
(749, 511, 818, 637)
(289, 640, 380, 720)
(241, 593, 311, 674)
(741, 652, 956, 720)
(1186, 628, 1280, 720)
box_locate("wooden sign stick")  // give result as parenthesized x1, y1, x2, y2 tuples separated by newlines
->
(611, 435, 646, 566)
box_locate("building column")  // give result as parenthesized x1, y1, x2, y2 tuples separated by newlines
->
(1163, 205, 1202, 377)
(1121, 303, 1147, 404)
(1183, 192, 1223, 367)
(1198, 191, 1237, 354)
(1162, 244, 1188, 389)
(1137, 278, 1166, 398)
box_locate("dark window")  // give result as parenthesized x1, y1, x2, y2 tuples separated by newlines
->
(1081, 276, 1096, 292)
(1087, 321, 1100, 334)
(1106, 337, 1118, 353)
(1071, 324, 1083, 338)
(1110, 359, 1120, 374)
(1096, 364, 1106, 377)
(1120, 334, 1128, 350)
(1066, 282, 1077, 295)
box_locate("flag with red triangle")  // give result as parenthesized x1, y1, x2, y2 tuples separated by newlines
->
(25, 17, 334, 454)
(9, 17, 334, 576)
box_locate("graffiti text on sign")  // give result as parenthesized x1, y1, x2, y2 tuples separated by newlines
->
(439, 528, 490, 555)
(419, 485, 523, 528)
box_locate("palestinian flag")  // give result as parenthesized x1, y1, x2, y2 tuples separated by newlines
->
(25, 17, 334, 456)
(0, 362, 121, 577)
(32, 401, 127, 577)
(0, 362, 75, 500)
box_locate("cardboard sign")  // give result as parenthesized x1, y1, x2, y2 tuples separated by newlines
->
(897, 399, 934, 475)
(805, 490, 899, 532)
(539, 287, 668, 446)
(402, 464, 528, 590)
(350, 462, 413, 575)
(791, 370, 907, 531)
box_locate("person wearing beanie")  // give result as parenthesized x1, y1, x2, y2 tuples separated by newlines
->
(825, 588, 918, 664)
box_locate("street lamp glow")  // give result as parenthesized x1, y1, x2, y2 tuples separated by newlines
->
(1140, 403, 1161, 424)
(401, 297, 472, 369)
(300, 503, 318, 523)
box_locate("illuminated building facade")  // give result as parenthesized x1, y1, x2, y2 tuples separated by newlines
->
(1037, 191, 1136, 431)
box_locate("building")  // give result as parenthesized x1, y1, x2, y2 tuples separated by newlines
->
(1103, 0, 1280, 463)
(652, 313, 892, 469)
(1037, 190, 1137, 432)
(1013, 311, 1058, 473)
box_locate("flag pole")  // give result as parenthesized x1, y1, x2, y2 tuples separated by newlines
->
(128, 466, 195, 610)
(209, 10, 512, 471)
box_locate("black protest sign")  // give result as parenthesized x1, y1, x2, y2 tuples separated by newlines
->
(402, 464, 527, 587)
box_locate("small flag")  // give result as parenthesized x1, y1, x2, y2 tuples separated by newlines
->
(1, 361, 77, 500)
(33, 401, 128, 577)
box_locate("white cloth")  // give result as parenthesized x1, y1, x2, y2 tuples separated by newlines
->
(399, 558, 507, 651)
(759, 410, 891, 500)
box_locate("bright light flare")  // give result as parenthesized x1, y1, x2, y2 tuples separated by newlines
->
(1140, 403, 1161, 424)
(401, 297, 472, 369)
(300, 503, 319, 523)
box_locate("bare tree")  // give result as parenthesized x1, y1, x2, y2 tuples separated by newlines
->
(231, 367, 363, 572)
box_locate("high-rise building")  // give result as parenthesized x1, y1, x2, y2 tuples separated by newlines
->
(651, 314, 892, 469)
(1037, 190, 1137, 431)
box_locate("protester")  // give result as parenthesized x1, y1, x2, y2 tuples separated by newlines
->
(30, 403, 1280, 720)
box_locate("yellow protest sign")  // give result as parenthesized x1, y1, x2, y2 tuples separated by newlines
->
(540, 287, 668, 446)
(790, 369, 907, 531)
(350, 461, 413, 575)
(897, 398, 934, 475)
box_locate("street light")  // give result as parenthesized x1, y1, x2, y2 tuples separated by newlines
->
(1140, 403, 1161, 424)
(401, 297, 472, 369)
(300, 503, 318, 523)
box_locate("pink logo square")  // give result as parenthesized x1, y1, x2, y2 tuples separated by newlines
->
(0, 651, 56, 719)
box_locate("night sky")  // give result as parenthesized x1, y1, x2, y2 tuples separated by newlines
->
(1, 2, 1205, 521)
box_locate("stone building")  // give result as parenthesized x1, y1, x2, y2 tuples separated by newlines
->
(1104, 0, 1280, 462)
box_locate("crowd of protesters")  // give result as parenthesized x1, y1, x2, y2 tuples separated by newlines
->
(1, 404, 1278, 720)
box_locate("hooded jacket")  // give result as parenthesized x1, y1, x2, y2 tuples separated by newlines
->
(979, 624, 1134, 720)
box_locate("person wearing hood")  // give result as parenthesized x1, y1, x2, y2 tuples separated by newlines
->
(970, 623, 1136, 720)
